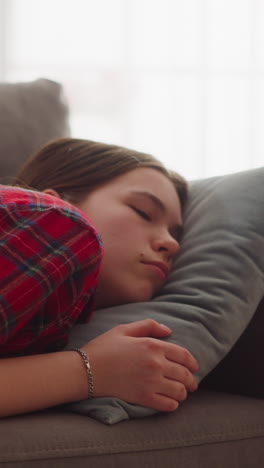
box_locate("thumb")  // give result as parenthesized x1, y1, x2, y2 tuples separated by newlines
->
(121, 319, 172, 338)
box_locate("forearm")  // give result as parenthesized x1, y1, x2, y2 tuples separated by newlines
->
(0, 320, 199, 418)
(0, 351, 88, 417)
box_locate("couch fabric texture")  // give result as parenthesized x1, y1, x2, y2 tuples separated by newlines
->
(0, 78, 263, 468)
(0, 391, 264, 468)
(0, 78, 70, 184)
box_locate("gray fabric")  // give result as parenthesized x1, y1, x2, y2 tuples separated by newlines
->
(66, 167, 264, 423)
(0, 78, 70, 184)
(67, 397, 157, 424)
(1, 390, 264, 468)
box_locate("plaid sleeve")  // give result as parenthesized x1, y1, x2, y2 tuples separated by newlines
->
(0, 186, 103, 357)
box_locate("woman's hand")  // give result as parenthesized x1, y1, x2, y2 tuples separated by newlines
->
(82, 319, 198, 412)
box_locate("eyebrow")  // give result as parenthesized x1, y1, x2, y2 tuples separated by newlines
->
(129, 190, 184, 241)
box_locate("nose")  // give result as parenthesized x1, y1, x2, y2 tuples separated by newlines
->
(152, 232, 179, 259)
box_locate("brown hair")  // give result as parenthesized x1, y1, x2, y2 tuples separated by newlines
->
(13, 138, 188, 208)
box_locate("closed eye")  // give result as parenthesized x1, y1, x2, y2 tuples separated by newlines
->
(131, 206, 151, 221)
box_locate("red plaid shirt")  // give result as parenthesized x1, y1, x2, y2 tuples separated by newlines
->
(0, 185, 103, 357)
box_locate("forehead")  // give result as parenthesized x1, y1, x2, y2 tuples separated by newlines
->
(108, 167, 182, 223)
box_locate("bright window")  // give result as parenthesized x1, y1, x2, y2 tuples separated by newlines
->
(1, 0, 264, 179)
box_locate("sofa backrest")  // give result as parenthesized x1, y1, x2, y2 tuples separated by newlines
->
(0, 78, 70, 184)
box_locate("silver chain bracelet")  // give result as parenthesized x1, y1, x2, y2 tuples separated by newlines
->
(71, 348, 94, 399)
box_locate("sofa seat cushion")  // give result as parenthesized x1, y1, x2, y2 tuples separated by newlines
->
(0, 390, 263, 468)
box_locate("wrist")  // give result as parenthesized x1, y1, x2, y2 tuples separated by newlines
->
(71, 348, 94, 399)
(62, 350, 90, 402)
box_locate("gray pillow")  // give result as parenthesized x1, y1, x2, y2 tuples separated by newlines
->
(65, 167, 264, 424)
(0, 78, 70, 184)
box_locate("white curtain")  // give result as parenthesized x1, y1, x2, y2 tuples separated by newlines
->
(1, 0, 264, 179)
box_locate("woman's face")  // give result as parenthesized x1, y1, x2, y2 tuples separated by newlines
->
(76, 167, 183, 309)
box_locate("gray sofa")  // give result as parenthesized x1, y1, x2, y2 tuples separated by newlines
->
(0, 79, 263, 468)
(1, 390, 264, 468)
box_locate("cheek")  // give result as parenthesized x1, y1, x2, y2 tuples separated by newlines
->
(99, 223, 127, 250)
(96, 215, 142, 249)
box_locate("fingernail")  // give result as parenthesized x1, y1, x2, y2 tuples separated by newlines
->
(160, 324, 172, 333)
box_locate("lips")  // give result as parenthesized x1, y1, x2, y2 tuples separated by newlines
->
(143, 261, 170, 280)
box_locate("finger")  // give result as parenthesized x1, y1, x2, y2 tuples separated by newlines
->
(164, 342, 198, 373)
(120, 319, 172, 338)
(140, 393, 179, 413)
(159, 378, 188, 402)
(164, 361, 198, 392)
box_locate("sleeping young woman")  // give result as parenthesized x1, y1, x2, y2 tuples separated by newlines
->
(0, 138, 198, 417)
